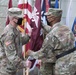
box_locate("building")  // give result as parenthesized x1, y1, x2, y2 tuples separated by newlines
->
(0, 0, 19, 34)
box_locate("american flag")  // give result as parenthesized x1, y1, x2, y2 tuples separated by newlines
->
(18, 0, 33, 57)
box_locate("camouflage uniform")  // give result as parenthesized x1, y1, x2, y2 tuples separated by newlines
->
(30, 22, 75, 75)
(42, 24, 51, 33)
(40, 24, 53, 75)
(0, 24, 30, 75)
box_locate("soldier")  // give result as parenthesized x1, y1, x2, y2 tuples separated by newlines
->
(0, 7, 31, 75)
(28, 8, 76, 75)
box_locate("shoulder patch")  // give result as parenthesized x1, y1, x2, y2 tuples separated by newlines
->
(5, 41, 12, 46)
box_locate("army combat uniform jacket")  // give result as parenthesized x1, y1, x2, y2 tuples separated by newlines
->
(0, 24, 30, 75)
(30, 22, 76, 75)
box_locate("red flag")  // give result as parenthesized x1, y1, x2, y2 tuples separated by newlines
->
(30, 0, 43, 51)
(28, 0, 44, 71)
(6, 0, 12, 25)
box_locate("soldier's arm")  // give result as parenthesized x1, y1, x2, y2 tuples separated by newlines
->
(21, 34, 30, 45)
(42, 25, 51, 33)
(28, 34, 55, 60)
(3, 33, 27, 69)
(41, 22, 51, 33)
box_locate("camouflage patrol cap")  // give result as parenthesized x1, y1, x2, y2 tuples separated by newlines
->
(44, 8, 62, 17)
(8, 7, 23, 18)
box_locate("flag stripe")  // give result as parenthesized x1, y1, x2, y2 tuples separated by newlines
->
(18, 0, 32, 32)
(24, 14, 31, 24)
(8, 0, 12, 8)
(24, 22, 32, 32)
(18, 3, 32, 13)
(18, 4, 27, 9)
(24, 9, 32, 19)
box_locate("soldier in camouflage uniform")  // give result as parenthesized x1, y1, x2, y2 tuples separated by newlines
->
(0, 7, 31, 75)
(28, 8, 76, 75)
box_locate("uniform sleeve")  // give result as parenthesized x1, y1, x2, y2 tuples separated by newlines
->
(4, 33, 26, 69)
(42, 25, 51, 33)
(32, 36, 54, 58)
(21, 34, 30, 45)
(30, 34, 56, 63)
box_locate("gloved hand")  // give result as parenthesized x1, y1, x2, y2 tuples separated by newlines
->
(27, 50, 38, 59)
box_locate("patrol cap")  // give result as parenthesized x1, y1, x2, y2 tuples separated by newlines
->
(44, 8, 62, 17)
(8, 7, 23, 18)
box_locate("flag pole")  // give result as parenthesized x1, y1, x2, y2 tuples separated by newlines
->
(26, 68, 29, 75)
(21, 0, 26, 75)
(22, 0, 29, 75)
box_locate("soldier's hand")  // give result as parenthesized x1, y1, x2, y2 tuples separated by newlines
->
(25, 60, 32, 68)
(41, 21, 47, 28)
(38, 59, 42, 66)
(27, 50, 34, 56)
(27, 50, 38, 59)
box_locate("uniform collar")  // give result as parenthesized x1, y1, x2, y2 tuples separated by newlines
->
(52, 22, 60, 28)
(50, 22, 61, 31)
